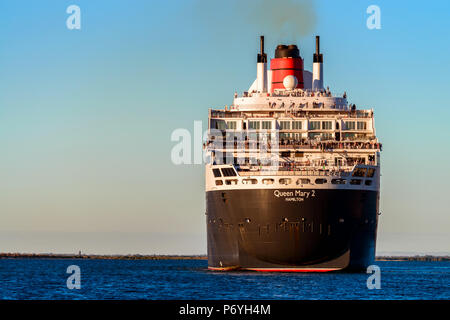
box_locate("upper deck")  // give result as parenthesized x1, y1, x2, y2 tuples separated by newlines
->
(205, 36, 381, 174)
(231, 88, 348, 111)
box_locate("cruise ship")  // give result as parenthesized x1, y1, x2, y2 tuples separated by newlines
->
(205, 36, 381, 272)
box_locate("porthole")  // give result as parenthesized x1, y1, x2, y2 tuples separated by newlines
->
(262, 179, 274, 185)
(297, 178, 311, 185)
(279, 178, 292, 185)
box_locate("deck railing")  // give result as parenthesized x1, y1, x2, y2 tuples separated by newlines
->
(206, 140, 381, 151)
(237, 167, 353, 177)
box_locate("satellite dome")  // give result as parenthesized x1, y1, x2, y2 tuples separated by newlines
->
(283, 75, 298, 90)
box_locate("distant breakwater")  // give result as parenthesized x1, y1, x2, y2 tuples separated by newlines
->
(0, 253, 207, 260)
(0, 253, 448, 261)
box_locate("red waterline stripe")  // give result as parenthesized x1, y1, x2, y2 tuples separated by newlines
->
(245, 268, 340, 273)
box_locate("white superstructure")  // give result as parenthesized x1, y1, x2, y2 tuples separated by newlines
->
(205, 36, 381, 196)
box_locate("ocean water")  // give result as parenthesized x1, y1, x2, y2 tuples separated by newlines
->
(0, 259, 448, 300)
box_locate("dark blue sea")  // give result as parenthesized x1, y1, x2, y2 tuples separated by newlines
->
(0, 259, 448, 300)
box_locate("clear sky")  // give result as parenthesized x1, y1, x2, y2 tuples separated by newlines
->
(0, 0, 449, 255)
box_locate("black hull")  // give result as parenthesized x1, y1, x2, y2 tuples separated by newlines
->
(206, 188, 379, 272)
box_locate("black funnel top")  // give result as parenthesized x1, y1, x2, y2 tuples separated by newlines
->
(275, 44, 300, 58)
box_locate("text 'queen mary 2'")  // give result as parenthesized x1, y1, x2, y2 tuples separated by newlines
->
(205, 36, 382, 272)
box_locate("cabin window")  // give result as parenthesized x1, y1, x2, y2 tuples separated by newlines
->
(248, 121, 260, 130)
(225, 179, 238, 185)
(280, 151, 290, 157)
(350, 179, 362, 185)
(352, 168, 367, 177)
(279, 121, 290, 130)
(215, 180, 223, 186)
(365, 180, 372, 186)
(295, 151, 304, 158)
(343, 133, 356, 139)
(309, 121, 321, 130)
(344, 121, 355, 130)
(214, 120, 226, 130)
(315, 178, 327, 184)
(292, 121, 302, 130)
(212, 169, 222, 177)
(367, 168, 376, 178)
(262, 121, 272, 130)
(227, 121, 237, 130)
(308, 132, 321, 139)
(322, 121, 332, 130)
(357, 121, 367, 130)
(221, 168, 237, 177)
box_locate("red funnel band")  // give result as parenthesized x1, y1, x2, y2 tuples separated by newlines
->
(270, 57, 304, 91)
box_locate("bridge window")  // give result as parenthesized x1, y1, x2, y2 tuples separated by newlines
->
(225, 179, 238, 185)
(221, 168, 237, 177)
(350, 179, 362, 185)
(315, 178, 327, 184)
(367, 168, 376, 177)
(212, 169, 222, 177)
(365, 180, 372, 186)
(215, 180, 223, 186)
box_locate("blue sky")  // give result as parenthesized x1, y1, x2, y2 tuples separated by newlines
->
(0, 0, 449, 254)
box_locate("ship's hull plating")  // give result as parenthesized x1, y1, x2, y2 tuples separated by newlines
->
(206, 188, 379, 272)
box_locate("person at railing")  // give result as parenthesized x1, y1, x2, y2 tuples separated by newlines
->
(206, 137, 381, 151)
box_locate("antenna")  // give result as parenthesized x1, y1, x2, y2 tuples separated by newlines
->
(261, 36, 265, 55)
(313, 35, 324, 90)
(257, 35, 267, 63)
(316, 36, 320, 55)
